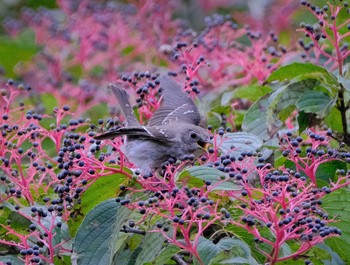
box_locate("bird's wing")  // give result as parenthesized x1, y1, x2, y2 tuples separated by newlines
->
(95, 126, 175, 142)
(109, 83, 140, 127)
(147, 75, 201, 126)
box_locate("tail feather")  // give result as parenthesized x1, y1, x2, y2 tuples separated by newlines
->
(94, 130, 124, 140)
(109, 83, 140, 127)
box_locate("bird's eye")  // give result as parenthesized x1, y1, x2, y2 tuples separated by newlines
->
(189, 131, 197, 138)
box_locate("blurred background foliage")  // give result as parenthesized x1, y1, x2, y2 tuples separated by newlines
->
(0, 0, 329, 79)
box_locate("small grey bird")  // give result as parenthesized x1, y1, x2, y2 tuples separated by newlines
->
(95, 75, 211, 176)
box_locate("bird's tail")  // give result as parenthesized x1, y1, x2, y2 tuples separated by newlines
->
(94, 129, 123, 140)
(109, 83, 140, 127)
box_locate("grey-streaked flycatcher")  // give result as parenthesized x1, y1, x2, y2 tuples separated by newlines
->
(95, 75, 211, 175)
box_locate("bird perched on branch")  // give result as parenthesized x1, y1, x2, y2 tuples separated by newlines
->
(95, 75, 211, 176)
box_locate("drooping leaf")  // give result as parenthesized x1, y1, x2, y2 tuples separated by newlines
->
(266, 79, 319, 135)
(322, 189, 350, 245)
(54, 255, 72, 265)
(207, 111, 223, 129)
(297, 111, 316, 134)
(315, 160, 347, 183)
(112, 246, 143, 265)
(4, 203, 71, 253)
(195, 237, 258, 265)
(210, 238, 260, 264)
(296, 90, 335, 117)
(279, 242, 292, 259)
(134, 228, 173, 265)
(5, 208, 31, 232)
(73, 199, 132, 265)
(80, 172, 129, 214)
(267, 62, 337, 85)
(316, 243, 346, 265)
(242, 94, 270, 141)
(110, 224, 173, 265)
(219, 132, 263, 157)
(324, 108, 343, 132)
(207, 105, 233, 129)
(223, 84, 271, 103)
(152, 244, 181, 265)
(325, 237, 350, 264)
(185, 166, 241, 191)
(68, 171, 129, 236)
(321, 189, 350, 263)
(0, 255, 24, 265)
(337, 75, 350, 92)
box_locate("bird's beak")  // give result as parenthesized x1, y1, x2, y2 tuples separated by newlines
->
(197, 141, 210, 151)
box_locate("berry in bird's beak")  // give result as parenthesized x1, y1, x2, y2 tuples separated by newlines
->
(197, 140, 210, 150)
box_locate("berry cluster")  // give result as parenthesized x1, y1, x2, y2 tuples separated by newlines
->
(110, 128, 349, 264)
(298, 0, 350, 74)
(167, 13, 291, 90)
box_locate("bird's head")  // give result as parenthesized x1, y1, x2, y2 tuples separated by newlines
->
(180, 125, 212, 152)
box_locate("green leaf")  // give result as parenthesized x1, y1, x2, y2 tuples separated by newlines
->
(110, 223, 174, 265)
(185, 166, 241, 191)
(4, 203, 71, 253)
(315, 160, 347, 183)
(337, 75, 350, 92)
(40, 137, 57, 157)
(223, 85, 272, 103)
(269, 79, 319, 119)
(296, 90, 335, 117)
(6, 208, 31, 232)
(321, 188, 350, 263)
(316, 243, 346, 265)
(67, 64, 83, 81)
(68, 171, 129, 237)
(266, 79, 319, 135)
(112, 245, 143, 265)
(128, 234, 144, 251)
(53, 255, 72, 265)
(279, 242, 292, 259)
(223, 224, 260, 257)
(219, 132, 263, 157)
(0, 255, 24, 265)
(267, 62, 336, 84)
(0, 30, 39, 78)
(73, 199, 132, 265)
(324, 108, 343, 132)
(207, 105, 232, 129)
(40, 93, 58, 113)
(207, 112, 225, 129)
(152, 244, 180, 265)
(25, 0, 57, 8)
(121, 45, 135, 56)
(85, 103, 109, 122)
(134, 228, 173, 265)
(232, 110, 245, 129)
(89, 65, 105, 78)
(210, 237, 261, 264)
(242, 94, 270, 141)
(80, 172, 129, 214)
(297, 111, 311, 134)
(325, 237, 350, 263)
(323, 189, 350, 245)
(196, 237, 258, 265)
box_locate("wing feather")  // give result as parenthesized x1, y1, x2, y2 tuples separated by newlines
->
(147, 75, 201, 126)
(95, 126, 173, 142)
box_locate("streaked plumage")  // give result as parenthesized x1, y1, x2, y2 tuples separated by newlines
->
(95, 75, 210, 175)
